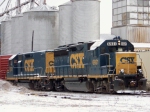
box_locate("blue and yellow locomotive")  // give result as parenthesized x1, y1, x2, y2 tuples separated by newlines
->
(6, 37, 147, 93)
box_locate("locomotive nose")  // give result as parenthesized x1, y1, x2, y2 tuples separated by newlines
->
(115, 52, 137, 75)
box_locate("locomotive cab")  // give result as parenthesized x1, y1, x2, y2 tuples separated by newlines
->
(92, 37, 147, 93)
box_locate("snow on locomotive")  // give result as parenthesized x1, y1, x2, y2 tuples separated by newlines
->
(6, 37, 147, 93)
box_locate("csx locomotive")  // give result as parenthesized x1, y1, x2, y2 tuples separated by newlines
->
(6, 37, 147, 93)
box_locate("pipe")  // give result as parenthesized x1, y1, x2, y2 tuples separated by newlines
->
(17, 0, 21, 14)
(43, 0, 46, 5)
(30, 0, 35, 9)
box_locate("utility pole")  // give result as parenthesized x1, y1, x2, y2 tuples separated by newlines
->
(31, 30, 34, 51)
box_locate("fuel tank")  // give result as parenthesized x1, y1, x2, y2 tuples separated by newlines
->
(64, 78, 93, 92)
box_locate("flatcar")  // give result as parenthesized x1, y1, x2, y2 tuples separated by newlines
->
(6, 37, 147, 93)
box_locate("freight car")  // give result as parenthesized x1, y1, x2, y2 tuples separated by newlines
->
(6, 37, 147, 93)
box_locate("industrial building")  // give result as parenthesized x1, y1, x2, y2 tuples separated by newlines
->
(111, 0, 150, 43)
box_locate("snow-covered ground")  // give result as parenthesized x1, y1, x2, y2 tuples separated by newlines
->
(0, 80, 150, 112)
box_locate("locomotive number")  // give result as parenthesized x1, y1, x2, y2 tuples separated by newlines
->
(70, 53, 84, 68)
(107, 42, 117, 46)
(92, 59, 98, 65)
(24, 59, 34, 72)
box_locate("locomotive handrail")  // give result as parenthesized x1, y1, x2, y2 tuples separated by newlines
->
(100, 53, 111, 74)
(136, 53, 147, 78)
(141, 62, 147, 78)
(52, 63, 89, 68)
(45, 63, 89, 77)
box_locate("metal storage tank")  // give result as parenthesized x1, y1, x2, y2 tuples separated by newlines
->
(111, 26, 150, 43)
(59, 1, 72, 45)
(72, 0, 100, 43)
(11, 14, 23, 54)
(23, 5, 59, 52)
(1, 15, 12, 55)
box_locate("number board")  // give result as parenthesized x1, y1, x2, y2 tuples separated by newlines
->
(107, 42, 117, 46)
(121, 42, 127, 46)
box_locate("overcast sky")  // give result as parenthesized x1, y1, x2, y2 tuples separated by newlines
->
(0, 0, 112, 34)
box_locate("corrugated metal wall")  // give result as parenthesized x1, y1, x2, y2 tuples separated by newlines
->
(111, 26, 150, 43)
(137, 51, 150, 82)
(0, 55, 12, 80)
(127, 26, 150, 43)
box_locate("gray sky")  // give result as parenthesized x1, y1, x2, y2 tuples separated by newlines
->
(0, 0, 112, 34)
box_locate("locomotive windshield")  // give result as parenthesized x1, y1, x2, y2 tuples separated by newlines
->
(108, 46, 126, 52)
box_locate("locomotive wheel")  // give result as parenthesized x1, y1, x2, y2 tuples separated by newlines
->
(29, 82, 35, 90)
(13, 80, 17, 86)
(55, 84, 64, 92)
(102, 81, 109, 94)
(45, 80, 55, 91)
(54, 83, 63, 92)
(34, 81, 42, 90)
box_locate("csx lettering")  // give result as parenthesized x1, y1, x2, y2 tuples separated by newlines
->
(24, 59, 34, 72)
(120, 57, 134, 64)
(70, 53, 84, 68)
(49, 61, 54, 66)
(46, 61, 55, 73)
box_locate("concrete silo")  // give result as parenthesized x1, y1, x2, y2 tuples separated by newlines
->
(59, 1, 72, 45)
(11, 14, 23, 54)
(1, 15, 12, 55)
(23, 5, 59, 52)
(72, 0, 100, 43)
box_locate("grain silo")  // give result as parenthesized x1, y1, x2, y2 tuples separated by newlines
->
(11, 14, 23, 54)
(72, 0, 100, 43)
(23, 4, 59, 52)
(1, 15, 11, 55)
(59, 1, 72, 45)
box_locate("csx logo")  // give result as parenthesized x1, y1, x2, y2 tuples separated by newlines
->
(49, 61, 54, 66)
(24, 59, 34, 72)
(70, 53, 84, 68)
(120, 57, 134, 64)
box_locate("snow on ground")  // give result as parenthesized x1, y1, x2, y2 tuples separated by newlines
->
(0, 79, 150, 112)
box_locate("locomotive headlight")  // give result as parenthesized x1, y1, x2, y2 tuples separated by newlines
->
(120, 69, 124, 73)
(138, 69, 142, 73)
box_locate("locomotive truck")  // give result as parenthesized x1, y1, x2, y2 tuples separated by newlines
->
(6, 37, 147, 93)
